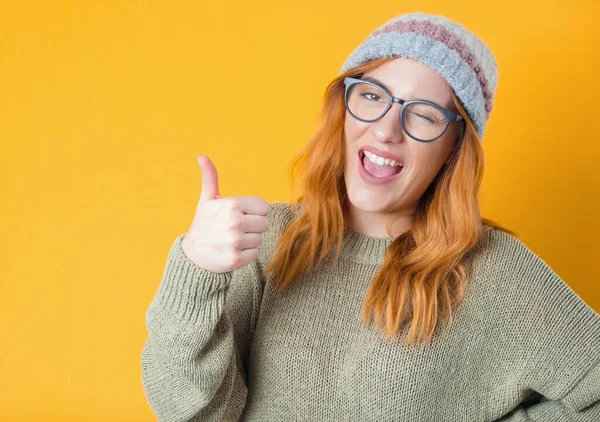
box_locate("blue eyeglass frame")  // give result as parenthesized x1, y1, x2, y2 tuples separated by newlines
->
(343, 77, 465, 143)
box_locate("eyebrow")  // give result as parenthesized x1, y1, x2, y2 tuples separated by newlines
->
(362, 76, 394, 94)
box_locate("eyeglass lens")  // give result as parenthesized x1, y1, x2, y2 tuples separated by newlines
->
(346, 82, 449, 141)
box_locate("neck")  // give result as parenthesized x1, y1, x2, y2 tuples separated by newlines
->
(344, 200, 414, 238)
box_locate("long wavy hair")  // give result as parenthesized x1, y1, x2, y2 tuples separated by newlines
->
(265, 57, 519, 345)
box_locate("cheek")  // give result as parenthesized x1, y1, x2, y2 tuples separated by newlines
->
(411, 143, 452, 183)
(417, 145, 439, 163)
(344, 113, 367, 146)
(344, 120, 358, 163)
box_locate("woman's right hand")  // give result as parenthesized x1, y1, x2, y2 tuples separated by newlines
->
(180, 155, 270, 273)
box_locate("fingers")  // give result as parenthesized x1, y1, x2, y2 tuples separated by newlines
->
(228, 213, 270, 234)
(237, 233, 264, 250)
(225, 196, 270, 216)
(197, 155, 220, 202)
(232, 248, 259, 270)
(241, 214, 269, 233)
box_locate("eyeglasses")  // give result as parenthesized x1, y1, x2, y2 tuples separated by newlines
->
(343, 77, 465, 143)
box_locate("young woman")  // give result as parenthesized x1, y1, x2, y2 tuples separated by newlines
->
(141, 12, 600, 422)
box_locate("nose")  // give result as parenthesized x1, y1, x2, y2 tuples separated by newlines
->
(371, 101, 407, 144)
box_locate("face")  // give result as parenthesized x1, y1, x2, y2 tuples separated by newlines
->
(343, 57, 461, 218)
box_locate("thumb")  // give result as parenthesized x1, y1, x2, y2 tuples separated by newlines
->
(197, 155, 220, 202)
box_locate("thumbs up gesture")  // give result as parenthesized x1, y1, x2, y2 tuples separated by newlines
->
(180, 155, 271, 273)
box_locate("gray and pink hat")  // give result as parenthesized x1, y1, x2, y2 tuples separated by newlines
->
(340, 12, 498, 141)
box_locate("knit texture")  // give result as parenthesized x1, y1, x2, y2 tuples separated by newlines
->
(141, 202, 600, 421)
(339, 12, 498, 141)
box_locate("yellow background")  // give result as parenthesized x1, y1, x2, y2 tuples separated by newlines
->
(1, 0, 598, 420)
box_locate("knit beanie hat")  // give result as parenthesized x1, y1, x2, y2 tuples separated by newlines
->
(339, 12, 498, 141)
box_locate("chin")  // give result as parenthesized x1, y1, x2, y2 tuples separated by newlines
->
(345, 179, 394, 213)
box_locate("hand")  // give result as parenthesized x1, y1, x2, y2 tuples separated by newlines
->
(180, 155, 270, 273)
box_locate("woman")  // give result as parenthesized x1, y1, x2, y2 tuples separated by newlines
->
(141, 12, 600, 421)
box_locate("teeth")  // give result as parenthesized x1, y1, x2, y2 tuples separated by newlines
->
(364, 150, 403, 167)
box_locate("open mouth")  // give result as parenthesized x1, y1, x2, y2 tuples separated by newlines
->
(359, 149, 404, 179)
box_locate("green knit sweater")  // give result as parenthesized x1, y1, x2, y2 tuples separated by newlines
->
(141, 202, 600, 421)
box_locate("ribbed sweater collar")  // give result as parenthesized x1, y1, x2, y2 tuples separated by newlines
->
(338, 227, 396, 265)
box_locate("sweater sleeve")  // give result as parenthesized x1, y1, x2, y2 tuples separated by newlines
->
(140, 234, 263, 422)
(495, 360, 600, 421)
(492, 232, 600, 421)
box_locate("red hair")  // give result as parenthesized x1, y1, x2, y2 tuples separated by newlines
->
(265, 57, 519, 345)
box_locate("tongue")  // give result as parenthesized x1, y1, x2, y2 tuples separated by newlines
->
(363, 156, 401, 178)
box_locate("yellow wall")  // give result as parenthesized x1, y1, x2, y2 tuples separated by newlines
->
(1, 1, 598, 420)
